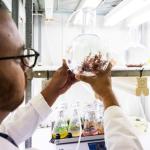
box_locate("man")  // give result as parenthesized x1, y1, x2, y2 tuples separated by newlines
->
(0, 1, 76, 149)
(0, 1, 143, 150)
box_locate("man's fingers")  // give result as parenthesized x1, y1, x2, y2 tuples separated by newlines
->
(62, 59, 68, 69)
(75, 74, 93, 84)
(105, 62, 112, 73)
(95, 61, 112, 76)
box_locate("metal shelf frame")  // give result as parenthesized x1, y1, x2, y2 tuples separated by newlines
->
(27, 69, 150, 79)
(25, 0, 33, 148)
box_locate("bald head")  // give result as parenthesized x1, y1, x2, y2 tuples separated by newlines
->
(0, 5, 26, 112)
(0, 8, 24, 56)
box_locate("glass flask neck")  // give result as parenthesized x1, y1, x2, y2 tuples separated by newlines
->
(58, 110, 65, 118)
(72, 109, 79, 117)
(81, 8, 96, 34)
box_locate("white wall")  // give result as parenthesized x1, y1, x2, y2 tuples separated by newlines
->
(142, 22, 150, 48)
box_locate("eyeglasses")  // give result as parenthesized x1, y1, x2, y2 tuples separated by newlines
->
(0, 48, 39, 68)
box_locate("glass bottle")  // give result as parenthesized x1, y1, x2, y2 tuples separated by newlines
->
(125, 27, 150, 67)
(65, 8, 108, 76)
(83, 104, 99, 136)
(68, 103, 81, 137)
(52, 107, 68, 139)
(95, 101, 104, 134)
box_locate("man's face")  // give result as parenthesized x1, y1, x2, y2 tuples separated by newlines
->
(0, 10, 27, 111)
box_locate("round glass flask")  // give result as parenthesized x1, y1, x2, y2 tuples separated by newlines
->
(66, 34, 108, 76)
(65, 8, 108, 76)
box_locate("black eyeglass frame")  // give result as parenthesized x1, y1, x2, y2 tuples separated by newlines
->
(0, 48, 40, 68)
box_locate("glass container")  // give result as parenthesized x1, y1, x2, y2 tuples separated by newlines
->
(68, 108, 81, 137)
(65, 8, 108, 76)
(126, 45, 150, 67)
(95, 101, 104, 134)
(125, 27, 150, 67)
(52, 106, 68, 139)
(82, 104, 99, 136)
(66, 34, 108, 76)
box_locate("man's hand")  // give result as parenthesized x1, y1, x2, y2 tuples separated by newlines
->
(75, 62, 112, 98)
(41, 60, 77, 106)
(75, 62, 119, 109)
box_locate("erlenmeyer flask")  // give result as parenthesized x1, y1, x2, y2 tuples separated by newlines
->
(83, 104, 99, 136)
(94, 101, 104, 134)
(68, 108, 81, 137)
(52, 105, 68, 139)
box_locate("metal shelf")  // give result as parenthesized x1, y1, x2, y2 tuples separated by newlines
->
(51, 135, 104, 145)
(27, 69, 150, 79)
(111, 69, 150, 77)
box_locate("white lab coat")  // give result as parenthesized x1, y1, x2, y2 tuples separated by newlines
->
(104, 106, 143, 150)
(0, 94, 51, 150)
(0, 95, 143, 150)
